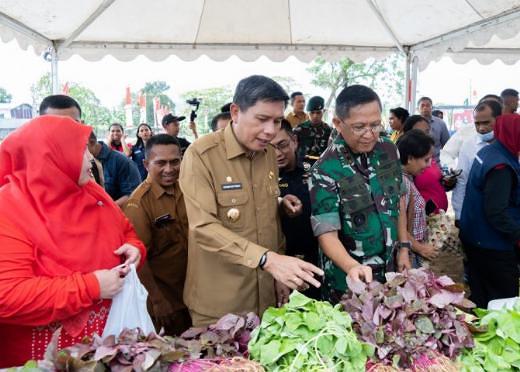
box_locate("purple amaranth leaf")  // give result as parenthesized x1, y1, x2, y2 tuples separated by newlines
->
(346, 275, 367, 295)
(435, 275, 455, 287)
(180, 327, 205, 339)
(212, 313, 240, 331)
(428, 290, 464, 308)
(94, 345, 118, 361)
(361, 298, 375, 322)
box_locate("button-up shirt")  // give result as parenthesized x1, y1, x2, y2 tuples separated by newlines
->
(124, 179, 189, 317)
(428, 116, 450, 164)
(179, 124, 284, 324)
(286, 111, 309, 128)
(452, 132, 490, 220)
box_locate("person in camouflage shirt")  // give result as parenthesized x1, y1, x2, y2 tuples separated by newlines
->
(294, 96, 332, 163)
(309, 85, 411, 303)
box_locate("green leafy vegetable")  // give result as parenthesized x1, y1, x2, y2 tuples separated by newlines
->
(459, 301, 520, 371)
(248, 291, 373, 371)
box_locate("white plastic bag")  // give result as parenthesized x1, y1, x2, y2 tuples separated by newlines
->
(102, 264, 156, 338)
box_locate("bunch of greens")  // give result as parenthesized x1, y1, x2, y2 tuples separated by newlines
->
(459, 302, 520, 371)
(248, 291, 373, 371)
(43, 313, 259, 371)
(341, 268, 474, 369)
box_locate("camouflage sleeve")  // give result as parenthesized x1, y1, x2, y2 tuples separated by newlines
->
(309, 165, 341, 237)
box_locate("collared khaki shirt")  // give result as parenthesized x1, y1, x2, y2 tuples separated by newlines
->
(179, 124, 284, 324)
(286, 111, 309, 128)
(124, 179, 188, 314)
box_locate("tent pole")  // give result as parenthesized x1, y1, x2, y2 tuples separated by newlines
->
(405, 51, 411, 110)
(50, 46, 59, 94)
(410, 55, 419, 114)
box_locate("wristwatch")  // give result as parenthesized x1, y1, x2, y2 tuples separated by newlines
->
(397, 241, 412, 250)
(259, 252, 268, 269)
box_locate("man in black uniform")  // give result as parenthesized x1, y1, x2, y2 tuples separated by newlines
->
(162, 113, 195, 155)
(270, 119, 321, 299)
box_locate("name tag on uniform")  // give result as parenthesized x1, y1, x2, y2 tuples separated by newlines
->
(222, 183, 242, 191)
(154, 213, 173, 227)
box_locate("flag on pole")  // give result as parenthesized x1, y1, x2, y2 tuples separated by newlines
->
(138, 92, 147, 123)
(124, 87, 133, 129)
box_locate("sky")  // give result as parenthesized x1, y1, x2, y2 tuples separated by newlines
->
(2, 39, 520, 111)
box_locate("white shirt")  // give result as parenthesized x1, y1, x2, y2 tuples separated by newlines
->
(440, 125, 475, 170)
(451, 132, 491, 219)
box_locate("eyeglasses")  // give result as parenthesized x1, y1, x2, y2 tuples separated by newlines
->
(340, 120, 383, 136)
(271, 140, 292, 151)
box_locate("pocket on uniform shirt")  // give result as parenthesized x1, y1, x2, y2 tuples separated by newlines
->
(216, 190, 249, 230)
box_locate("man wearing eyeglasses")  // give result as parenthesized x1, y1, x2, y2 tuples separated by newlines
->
(271, 119, 321, 299)
(309, 85, 410, 303)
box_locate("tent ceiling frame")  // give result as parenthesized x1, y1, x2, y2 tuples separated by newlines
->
(411, 6, 520, 52)
(0, 11, 51, 47)
(57, 0, 117, 51)
(64, 41, 400, 53)
(365, 0, 405, 54)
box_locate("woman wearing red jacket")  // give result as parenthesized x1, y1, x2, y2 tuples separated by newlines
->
(0, 116, 146, 367)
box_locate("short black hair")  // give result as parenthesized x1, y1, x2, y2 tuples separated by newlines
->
(210, 112, 231, 132)
(479, 94, 503, 105)
(280, 119, 293, 135)
(403, 115, 429, 133)
(397, 129, 435, 165)
(220, 102, 232, 113)
(39, 94, 82, 117)
(500, 89, 519, 98)
(474, 100, 502, 118)
(417, 96, 433, 106)
(389, 107, 409, 123)
(88, 131, 97, 145)
(233, 75, 289, 112)
(145, 134, 181, 158)
(335, 85, 382, 119)
(432, 110, 443, 117)
(290, 92, 303, 102)
(109, 123, 124, 132)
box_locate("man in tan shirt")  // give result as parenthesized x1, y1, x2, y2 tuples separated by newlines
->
(285, 92, 309, 128)
(180, 76, 323, 326)
(125, 134, 191, 335)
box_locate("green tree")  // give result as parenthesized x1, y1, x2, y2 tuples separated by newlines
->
(0, 87, 13, 103)
(30, 73, 124, 131)
(272, 76, 300, 95)
(307, 54, 405, 112)
(180, 86, 233, 137)
(140, 81, 176, 125)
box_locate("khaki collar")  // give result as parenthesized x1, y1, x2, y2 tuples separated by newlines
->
(224, 122, 248, 160)
(146, 176, 176, 199)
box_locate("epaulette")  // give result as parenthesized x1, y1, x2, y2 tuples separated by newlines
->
(191, 131, 221, 155)
(126, 182, 152, 207)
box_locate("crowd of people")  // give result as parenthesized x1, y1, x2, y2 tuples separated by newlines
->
(0, 75, 519, 367)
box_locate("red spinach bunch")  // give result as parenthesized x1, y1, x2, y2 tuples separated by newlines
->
(341, 268, 474, 369)
(43, 313, 259, 371)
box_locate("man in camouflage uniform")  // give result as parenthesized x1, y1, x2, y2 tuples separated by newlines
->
(309, 85, 410, 303)
(293, 96, 331, 164)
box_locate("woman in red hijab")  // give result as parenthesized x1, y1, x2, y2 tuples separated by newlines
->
(0, 116, 146, 367)
(459, 114, 520, 308)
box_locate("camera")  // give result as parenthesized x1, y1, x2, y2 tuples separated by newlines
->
(186, 98, 202, 122)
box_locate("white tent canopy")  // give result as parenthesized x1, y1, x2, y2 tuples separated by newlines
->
(2, 0, 520, 108)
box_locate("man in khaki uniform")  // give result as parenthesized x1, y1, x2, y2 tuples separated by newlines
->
(125, 134, 191, 335)
(180, 75, 323, 326)
(286, 92, 309, 128)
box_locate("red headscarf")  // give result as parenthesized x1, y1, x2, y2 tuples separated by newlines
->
(495, 114, 520, 155)
(0, 115, 125, 278)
